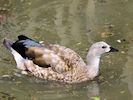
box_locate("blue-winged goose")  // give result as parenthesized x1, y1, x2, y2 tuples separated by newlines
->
(3, 35, 118, 83)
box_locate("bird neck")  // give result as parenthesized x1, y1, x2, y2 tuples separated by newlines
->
(86, 52, 101, 79)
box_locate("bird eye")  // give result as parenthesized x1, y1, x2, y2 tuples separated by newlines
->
(102, 46, 107, 49)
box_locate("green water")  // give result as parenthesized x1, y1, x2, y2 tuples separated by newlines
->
(0, 0, 133, 100)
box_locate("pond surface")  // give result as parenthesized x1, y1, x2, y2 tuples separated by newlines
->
(0, 0, 133, 100)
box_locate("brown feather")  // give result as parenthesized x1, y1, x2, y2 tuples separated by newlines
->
(48, 44, 87, 69)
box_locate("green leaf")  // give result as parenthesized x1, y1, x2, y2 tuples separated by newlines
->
(91, 96, 100, 100)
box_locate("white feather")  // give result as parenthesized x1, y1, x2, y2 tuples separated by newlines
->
(11, 48, 26, 70)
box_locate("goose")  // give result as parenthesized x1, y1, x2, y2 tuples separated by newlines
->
(3, 35, 118, 83)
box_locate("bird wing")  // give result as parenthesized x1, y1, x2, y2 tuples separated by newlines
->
(48, 44, 86, 70)
(12, 35, 86, 74)
(25, 46, 71, 73)
(25, 43, 87, 74)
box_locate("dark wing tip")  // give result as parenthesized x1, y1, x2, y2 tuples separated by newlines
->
(18, 35, 31, 40)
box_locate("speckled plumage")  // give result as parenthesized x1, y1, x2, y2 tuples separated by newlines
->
(23, 44, 89, 83)
(3, 35, 118, 83)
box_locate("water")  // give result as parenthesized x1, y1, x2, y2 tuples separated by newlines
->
(0, 0, 133, 100)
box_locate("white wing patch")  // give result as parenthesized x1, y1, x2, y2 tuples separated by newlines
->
(11, 48, 27, 70)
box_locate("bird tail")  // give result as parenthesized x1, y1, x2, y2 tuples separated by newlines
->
(3, 38, 13, 51)
(3, 38, 27, 70)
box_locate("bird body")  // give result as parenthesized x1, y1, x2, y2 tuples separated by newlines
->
(3, 35, 118, 83)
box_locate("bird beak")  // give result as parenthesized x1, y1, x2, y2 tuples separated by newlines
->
(109, 47, 119, 52)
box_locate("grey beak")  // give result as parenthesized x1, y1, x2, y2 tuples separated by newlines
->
(109, 47, 119, 52)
